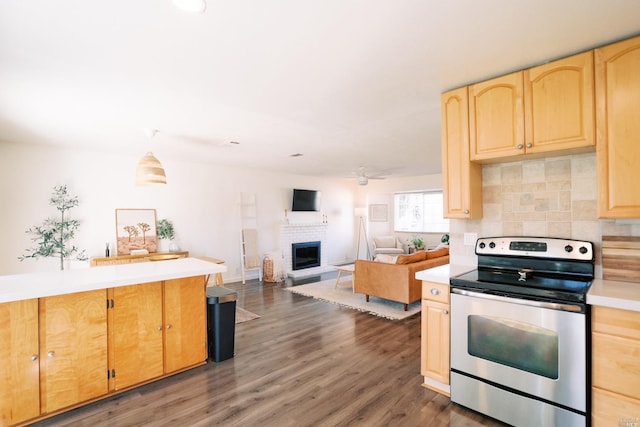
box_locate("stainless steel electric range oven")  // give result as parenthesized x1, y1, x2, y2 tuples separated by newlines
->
(449, 236, 594, 427)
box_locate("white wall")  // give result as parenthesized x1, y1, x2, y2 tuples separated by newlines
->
(354, 174, 445, 253)
(0, 141, 361, 280)
(0, 141, 444, 279)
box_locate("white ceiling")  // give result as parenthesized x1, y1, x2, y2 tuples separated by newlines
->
(1, 1, 639, 180)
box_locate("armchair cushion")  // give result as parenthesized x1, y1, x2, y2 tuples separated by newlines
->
(373, 236, 405, 255)
(373, 236, 397, 248)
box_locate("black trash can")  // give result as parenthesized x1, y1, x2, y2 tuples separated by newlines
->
(206, 286, 237, 362)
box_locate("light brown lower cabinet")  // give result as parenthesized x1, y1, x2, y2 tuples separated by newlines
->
(109, 281, 165, 390)
(0, 298, 40, 426)
(39, 290, 109, 414)
(163, 276, 207, 373)
(592, 306, 640, 426)
(420, 281, 450, 396)
(0, 275, 207, 426)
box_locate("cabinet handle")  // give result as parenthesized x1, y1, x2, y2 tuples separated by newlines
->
(443, 310, 449, 315)
(430, 288, 440, 295)
(166, 324, 172, 330)
(526, 142, 532, 149)
(157, 326, 163, 331)
(31, 354, 39, 361)
(517, 144, 524, 150)
(47, 351, 55, 358)
(463, 209, 469, 214)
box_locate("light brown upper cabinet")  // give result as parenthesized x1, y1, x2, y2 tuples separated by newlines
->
(441, 87, 482, 218)
(470, 52, 595, 161)
(595, 35, 640, 218)
(469, 71, 524, 160)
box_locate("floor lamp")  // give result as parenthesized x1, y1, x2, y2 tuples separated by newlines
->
(355, 207, 371, 260)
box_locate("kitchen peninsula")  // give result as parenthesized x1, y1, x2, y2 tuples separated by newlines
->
(0, 258, 226, 426)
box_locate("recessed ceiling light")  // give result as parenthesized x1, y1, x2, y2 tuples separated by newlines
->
(289, 153, 304, 157)
(173, 0, 207, 14)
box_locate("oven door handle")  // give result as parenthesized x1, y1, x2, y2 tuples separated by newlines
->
(450, 288, 585, 313)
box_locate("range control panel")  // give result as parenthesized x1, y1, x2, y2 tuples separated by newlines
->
(475, 236, 594, 261)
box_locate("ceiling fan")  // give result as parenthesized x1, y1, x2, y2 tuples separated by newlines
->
(355, 167, 387, 186)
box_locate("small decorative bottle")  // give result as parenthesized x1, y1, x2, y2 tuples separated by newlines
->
(105, 242, 110, 257)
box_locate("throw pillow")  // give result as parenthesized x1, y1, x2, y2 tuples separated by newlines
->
(426, 247, 449, 259)
(395, 251, 427, 265)
(374, 254, 398, 264)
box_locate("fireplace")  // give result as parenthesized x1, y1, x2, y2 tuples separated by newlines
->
(292, 241, 321, 270)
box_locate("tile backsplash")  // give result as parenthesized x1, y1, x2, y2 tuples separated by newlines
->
(450, 152, 640, 277)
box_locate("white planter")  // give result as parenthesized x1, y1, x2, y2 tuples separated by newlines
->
(158, 239, 171, 253)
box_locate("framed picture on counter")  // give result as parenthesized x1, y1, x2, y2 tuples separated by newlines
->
(115, 209, 158, 255)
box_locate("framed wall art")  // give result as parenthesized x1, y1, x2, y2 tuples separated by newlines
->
(115, 209, 158, 255)
(369, 204, 388, 222)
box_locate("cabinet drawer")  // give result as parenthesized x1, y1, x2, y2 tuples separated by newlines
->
(593, 306, 640, 341)
(422, 281, 449, 304)
(592, 387, 640, 427)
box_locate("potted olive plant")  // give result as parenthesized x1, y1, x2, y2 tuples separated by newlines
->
(156, 218, 175, 252)
(20, 185, 87, 270)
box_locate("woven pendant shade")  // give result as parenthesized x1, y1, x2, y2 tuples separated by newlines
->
(136, 151, 167, 185)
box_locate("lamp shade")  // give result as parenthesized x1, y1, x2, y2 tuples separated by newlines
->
(136, 152, 167, 185)
(354, 207, 367, 217)
(173, 0, 206, 13)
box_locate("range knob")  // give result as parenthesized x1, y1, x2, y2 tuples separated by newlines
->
(489, 242, 496, 249)
(565, 245, 573, 253)
(479, 242, 486, 249)
(579, 246, 589, 254)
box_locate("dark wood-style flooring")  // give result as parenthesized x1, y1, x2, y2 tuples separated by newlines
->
(32, 272, 505, 427)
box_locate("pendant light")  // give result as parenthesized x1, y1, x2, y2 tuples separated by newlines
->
(173, 0, 206, 13)
(136, 129, 167, 185)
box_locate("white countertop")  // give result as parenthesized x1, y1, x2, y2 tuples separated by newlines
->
(587, 278, 640, 312)
(0, 258, 227, 303)
(415, 264, 474, 285)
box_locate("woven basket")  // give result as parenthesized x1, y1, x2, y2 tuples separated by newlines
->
(263, 256, 276, 282)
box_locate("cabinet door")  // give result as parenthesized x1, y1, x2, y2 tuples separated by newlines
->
(164, 276, 207, 373)
(441, 87, 482, 218)
(39, 290, 108, 414)
(469, 71, 525, 160)
(524, 51, 595, 154)
(111, 282, 164, 390)
(421, 300, 450, 385)
(0, 299, 40, 425)
(596, 35, 640, 218)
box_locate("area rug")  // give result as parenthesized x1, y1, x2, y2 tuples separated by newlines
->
(236, 307, 260, 324)
(284, 278, 421, 320)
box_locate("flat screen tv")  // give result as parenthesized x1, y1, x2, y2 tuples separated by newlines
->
(292, 189, 320, 212)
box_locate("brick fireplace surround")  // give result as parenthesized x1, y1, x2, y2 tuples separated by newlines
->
(280, 223, 333, 278)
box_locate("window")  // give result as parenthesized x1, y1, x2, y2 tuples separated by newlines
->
(394, 191, 449, 233)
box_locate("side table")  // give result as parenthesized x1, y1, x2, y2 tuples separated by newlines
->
(334, 264, 355, 292)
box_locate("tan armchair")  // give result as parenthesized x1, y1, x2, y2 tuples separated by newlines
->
(372, 236, 405, 256)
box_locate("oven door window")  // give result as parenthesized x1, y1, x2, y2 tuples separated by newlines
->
(468, 315, 558, 379)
